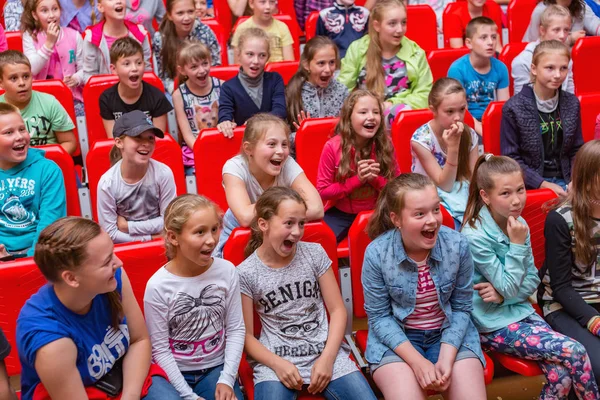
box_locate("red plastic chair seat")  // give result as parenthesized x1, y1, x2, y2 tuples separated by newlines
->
(490, 352, 542, 376)
(5, 30, 22, 52)
(406, 5, 438, 52)
(427, 48, 469, 81)
(482, 101, 505, 156)
(265, 61, 299, 85)
(295, 117, 339, 186)
(507, 0, 538, 43)
(337, 238, 349, 259)
(40, 145, 81, 217)
(498, 42, 528, 96)
(573, 37, 600, 96)
(202, 18, 229, 66)
(210, 65, 241, 81)
(305, 11, 320, 42)
(578, 93, 600, 143)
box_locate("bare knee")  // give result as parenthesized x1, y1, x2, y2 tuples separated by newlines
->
(373, 362, 427, 400)
(445, 358, 486, 400)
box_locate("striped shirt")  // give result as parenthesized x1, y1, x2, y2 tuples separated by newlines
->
(404, 259, 445, 330)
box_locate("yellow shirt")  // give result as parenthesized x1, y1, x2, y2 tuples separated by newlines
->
(232, 17, 294, 62)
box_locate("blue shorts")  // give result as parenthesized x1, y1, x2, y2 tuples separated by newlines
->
(369, 329, 478, 374)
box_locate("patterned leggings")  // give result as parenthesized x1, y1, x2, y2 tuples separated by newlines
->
(480, 314, 599, 400)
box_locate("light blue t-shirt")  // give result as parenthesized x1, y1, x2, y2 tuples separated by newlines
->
(448, 55, 509, 121)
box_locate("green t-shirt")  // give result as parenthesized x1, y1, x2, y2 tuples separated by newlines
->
(0, 91, 75, 146)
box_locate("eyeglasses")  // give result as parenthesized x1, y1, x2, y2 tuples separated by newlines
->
(169, 329, 224, 357)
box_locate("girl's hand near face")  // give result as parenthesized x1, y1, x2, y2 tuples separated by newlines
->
(474, 282, 504, 304)
(442, 123, 462, 150)
(45, 22, 60, 49)
(507, 216, 528, 245)
(217, 121, 237, 139)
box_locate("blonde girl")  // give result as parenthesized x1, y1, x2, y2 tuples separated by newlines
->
(337, 0, 433, 128)
(501, 40, 583, 198)
(215, 113, 323, 257)
(16, 217, 181, 400)
(238, 186, 376, 400)
(411, 78, 479, 229)
(144, 194, 245, 400)
(363, 174, 487, 400)
(540, 140, 600, 386)
(316, 90, 399, 243)
(21, 0, 85, 116)
(172, 41, 223, 175)
(462, 153, 600, 398)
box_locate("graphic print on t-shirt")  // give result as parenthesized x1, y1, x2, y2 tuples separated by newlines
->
(25, 114, 54, 146)
(0, 178, 38, 229)
(168, 284, 226, 362)
(274, 302, 325, 358)
(87, 324, 130, 380)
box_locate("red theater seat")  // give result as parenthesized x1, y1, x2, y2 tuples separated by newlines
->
(213, 0, 233, 37)
(578, 93, 600, 143)
(427, 48, 469, 81)
(233, 15, 301, 59)
(83, 72, 165, 149)
(482, 101, 505, 155)
(507, 0, 537, 43)
(265, 61, 299, 85)
(295, 117, 339, 186)
(194, 127, 245, 212)
(210, 65, 241, 81)
(203, 18, 229, 66)
(406, 5, 438, 52)
(573, 37, 600, 96)
(305, 11, 320, 42)
(275, 0, 303, 36)
(522, 188, 557, 269)
(499, 42, 528, 96)
(442, 2, 463, 48)
(5, 30, 22, 51)
(40, 145, 81, 217)
(86, 136, 186, 221)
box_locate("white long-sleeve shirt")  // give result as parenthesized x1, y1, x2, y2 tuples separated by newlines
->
(144, 260, 246, 400)
(97, 159, 176, 243)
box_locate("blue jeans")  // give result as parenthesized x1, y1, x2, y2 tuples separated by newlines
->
(141, 376, 181, 400)
(182, 364, 244, 400)
(254, 371, 376, 400)
(543, 176, 567, 190)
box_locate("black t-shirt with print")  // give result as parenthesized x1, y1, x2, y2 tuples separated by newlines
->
(99, 81, 173, 121)
(539, 108, 563, 178)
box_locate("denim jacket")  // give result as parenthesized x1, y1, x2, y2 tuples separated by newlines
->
(461, 206, 539, 333)
(361, 227, 485, 365)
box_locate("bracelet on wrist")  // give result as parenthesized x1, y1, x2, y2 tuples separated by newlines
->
(445, 160, 458, 167)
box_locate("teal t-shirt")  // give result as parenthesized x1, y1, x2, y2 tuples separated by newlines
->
(0, 90, 75, 146)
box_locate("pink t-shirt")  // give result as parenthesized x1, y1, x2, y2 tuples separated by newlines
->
(104, 34, 124, 50)
(404, 258, 445, 330)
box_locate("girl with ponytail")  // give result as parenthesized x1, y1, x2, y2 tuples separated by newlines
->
(337, 0, 433, 129)
(461, 153, 599, 399)
(238, 187, 375, 400)
(363, 174, 486, 400)
(16, 217, 181, 400)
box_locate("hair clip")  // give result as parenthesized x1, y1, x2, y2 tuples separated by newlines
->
(485, 153, 493, 162)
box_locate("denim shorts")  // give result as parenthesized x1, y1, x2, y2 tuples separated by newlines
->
(369, 329, 478, 374)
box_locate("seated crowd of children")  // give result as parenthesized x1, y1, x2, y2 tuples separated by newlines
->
(1, 0, 600, 398)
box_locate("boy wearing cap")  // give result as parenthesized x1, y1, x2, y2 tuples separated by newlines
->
(97, 110, 176, 243)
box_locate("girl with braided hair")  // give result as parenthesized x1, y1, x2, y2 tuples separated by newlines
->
(16, 217, 181, 400)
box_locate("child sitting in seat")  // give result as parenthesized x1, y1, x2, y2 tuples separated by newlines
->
(523, 0, 600, 43)
(411, 78, 479, 229)
(97, 110, 177, 244)
(217, 28, 286, 138)
(214, 113, 323, 257)
(512, 5, 574, 95)
(338, 0, 433, 130)
(82, 0, 152, 82)
(317, 90, 399, 243)
(153, 0, 221, 94)
(21, 0, 86, 116)
(0, 51, 77, 155)
(238, 186, 376, 400)
(231, 0, 294, 63)
(315, 0, 369, 58)
(173, 41, 223, 175)
(144, 194, 245, 400)
(448, 17, 509, 135)
(0, 102, 66, 259)
(100, 37, 173, 138)
(445, 0, 503, 53)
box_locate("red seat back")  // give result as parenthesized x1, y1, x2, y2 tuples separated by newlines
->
(213, 0, 233, 37)
(522, 189, 557, 269)
(305, 11, 320, 42)
(83, 72, 165, 149)
(442, 2, 463, 47)
(193, 127, 245, 211)
(233, 15, 301, 59)
(499, 42, 528, 96)
(578, 93, 600, 143)
(482, 101, 505, 155)
(275, 0, 303, 35)
(5, 30, 22, 51)
(202, 18, 229, 66)
(573, 37, 600, 96)
(507, 0, 537, 43)
(295, 117, 339, 186)
(406, 5, 438, 52)
(427, 48, 469, 81)
(86, 135, 186, 221)
(210, 65, 241, 81)
(265, 61, 299, 85)
(40, 145, 81, 217)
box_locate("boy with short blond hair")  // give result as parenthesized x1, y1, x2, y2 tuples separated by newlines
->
(448, 17, 510, 135)
(0, 51, 77, 155)
(99, 37, 172, 138)
(231, 0, 294, 62)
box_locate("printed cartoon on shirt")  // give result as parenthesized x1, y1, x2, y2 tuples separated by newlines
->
(0, 178, 37, 230)
(274, 303, 325, 358)
(168, 284, 226, 361)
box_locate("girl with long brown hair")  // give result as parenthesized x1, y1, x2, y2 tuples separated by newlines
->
(462, 153, 600, 398)
(411, 78, 479, 229)
(337, 0, 433, 129)
(539, 139, 600, 386)
(239, 187, 376, 400)
(16, 217, 181, 400)
(316, 90, 399, 243)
